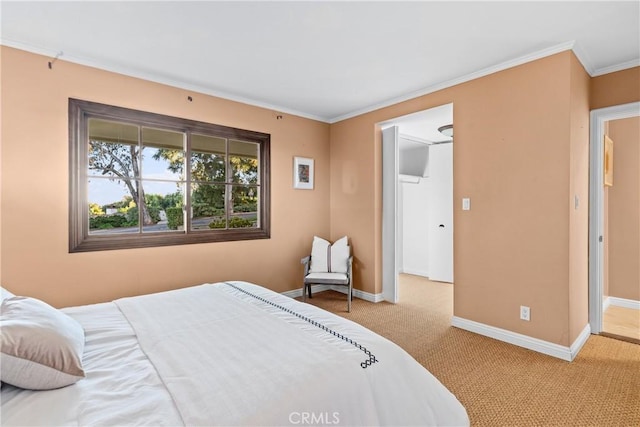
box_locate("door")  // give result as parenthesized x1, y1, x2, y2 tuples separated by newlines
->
(428, 143, 454, 283)
(382, 126, 400, 303)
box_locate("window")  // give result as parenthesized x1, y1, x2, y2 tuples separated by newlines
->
(69, 99, 270, 252)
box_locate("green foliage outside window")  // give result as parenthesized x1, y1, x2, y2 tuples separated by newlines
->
(208, 216, 255, 229)
(166, 207, 184, 230)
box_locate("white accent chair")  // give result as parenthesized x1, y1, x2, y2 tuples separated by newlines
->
(301, 236, 354, 312)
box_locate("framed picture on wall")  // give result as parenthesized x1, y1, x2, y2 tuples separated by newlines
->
(293, 156, 314, 190)
(604, 135, 613, 187)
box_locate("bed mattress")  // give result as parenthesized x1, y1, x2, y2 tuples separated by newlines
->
(1, 281, 468, 426)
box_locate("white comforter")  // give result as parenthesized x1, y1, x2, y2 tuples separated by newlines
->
(1, 281, 468, 426)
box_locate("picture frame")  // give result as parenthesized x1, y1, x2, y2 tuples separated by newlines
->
(293, 156, 314, 190)
(604, 135, 613, 187)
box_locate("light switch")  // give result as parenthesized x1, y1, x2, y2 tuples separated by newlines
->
(462, 198, 470, 211)
(574, 195, 579, 210)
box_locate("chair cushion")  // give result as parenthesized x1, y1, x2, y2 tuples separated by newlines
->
(309, 236, 350, 274)
(304, 272, 349, 285)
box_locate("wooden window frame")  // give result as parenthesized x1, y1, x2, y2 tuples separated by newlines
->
(69, 98, 270, 252)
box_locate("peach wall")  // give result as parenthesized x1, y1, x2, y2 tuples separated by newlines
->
(0, 47, 330, 307)
(0, 46, 3, 284)
(568, 54, 590, 342)
(590, 67, 640, 110)
(607, 117, 640, 301)
(331, 51, 588, 345)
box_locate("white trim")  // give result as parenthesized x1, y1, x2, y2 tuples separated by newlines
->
(400, 269, 430, 278)
(603, 296, 611, 312)
(609, 297, 640, 310)
(0, 38, 326, 123)
(570, 324, 592, 361)
(330, 286, 384, 303)
(322, 285, 384, 303)
(329, 41, 576, 123)
(281, 285, 332, 299)
(282, 285, 384, 303)
(4, 37, 636, 125)
(588, 102, 640, 335)
(399, 134, 431, 145)
(592, 59, 640, 77)
(570, 40, 595, 76)
(281, 289, 302, 299)
(451, 316, 591, 362)
(381, 126, 400, 304)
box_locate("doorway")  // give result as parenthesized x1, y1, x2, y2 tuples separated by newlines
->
(380, 103, 454, 303)
(588, 102, 640, 342)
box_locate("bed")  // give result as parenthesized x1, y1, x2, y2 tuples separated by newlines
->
(1, 281, 468, 426)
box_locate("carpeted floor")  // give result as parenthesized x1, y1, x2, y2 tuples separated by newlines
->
(299, 274, 640, 426)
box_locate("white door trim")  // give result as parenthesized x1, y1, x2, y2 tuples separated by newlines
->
(588, 102, 640, 334)
(382, 126, 400, 303)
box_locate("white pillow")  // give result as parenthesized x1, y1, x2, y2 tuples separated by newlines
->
(309, 236, 350, 274)
(1, 287, 15, 302)
(0, 296, 86, 390)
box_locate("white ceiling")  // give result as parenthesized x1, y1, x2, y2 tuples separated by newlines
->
(380, 104, 454, 143)
(1, 1, 638, 123)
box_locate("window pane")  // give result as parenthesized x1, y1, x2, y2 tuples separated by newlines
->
(88, 119, 139, 179)
(191, 183, 225, 231)
(230, 139, 259, 184)
(141, 182, 185, 233)
(71, 99, 270, 252)
(142, 127, 184, 181)
(230, 185, 259, 229)
(192, 134, 226, 183)
(88, 178, 139, 235)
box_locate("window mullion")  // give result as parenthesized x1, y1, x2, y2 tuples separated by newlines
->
(185, 131, 192, 233)
(137, 126, 143, 234)
(225, 138, 230, 229)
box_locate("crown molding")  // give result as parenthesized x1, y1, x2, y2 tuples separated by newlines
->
(570, 40, 596, 75)
(328, 41, 577, 123)
(592, 58, 640, 77)
(3, 37, 637, 125)
(0, 37, 327, 123)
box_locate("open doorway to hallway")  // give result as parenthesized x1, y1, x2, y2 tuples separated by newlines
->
(601, 115, 640, 344)
(589, 102, 640, 345)
(379, 103, 454, 304)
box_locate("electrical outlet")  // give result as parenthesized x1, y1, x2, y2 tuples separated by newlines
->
(520, 306, 531, 321)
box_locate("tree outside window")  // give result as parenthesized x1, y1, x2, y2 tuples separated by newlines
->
(69, 99, 270, 252)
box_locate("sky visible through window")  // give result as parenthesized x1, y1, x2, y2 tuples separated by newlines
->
(89, 147, 180, 206)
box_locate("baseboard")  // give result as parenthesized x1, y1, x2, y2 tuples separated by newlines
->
(281, 285, 384, 303)
(603, 296, 611, 312)
(328, 285, 385, 303)
(609, 297, 640, 310)
(570, 324, 591, 361)
(400, 269, 429, 278)
(451, 316, 591, 362)
(281, 284, 331, 299)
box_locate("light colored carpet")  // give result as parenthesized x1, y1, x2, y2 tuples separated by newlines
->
(299, 274, 640, 426)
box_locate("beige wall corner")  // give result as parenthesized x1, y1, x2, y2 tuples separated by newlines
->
(607, 116, 640, 302)
(331, 52, 584, 346)
(0, 45, 3, 285)
(0, 46, 330, 307)
(568, 53, 591, 344)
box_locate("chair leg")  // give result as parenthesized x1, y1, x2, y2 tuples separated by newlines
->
(308, 283, 313, 299)
(303, 283, 306, 302)
(347, 285, 352, 312)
